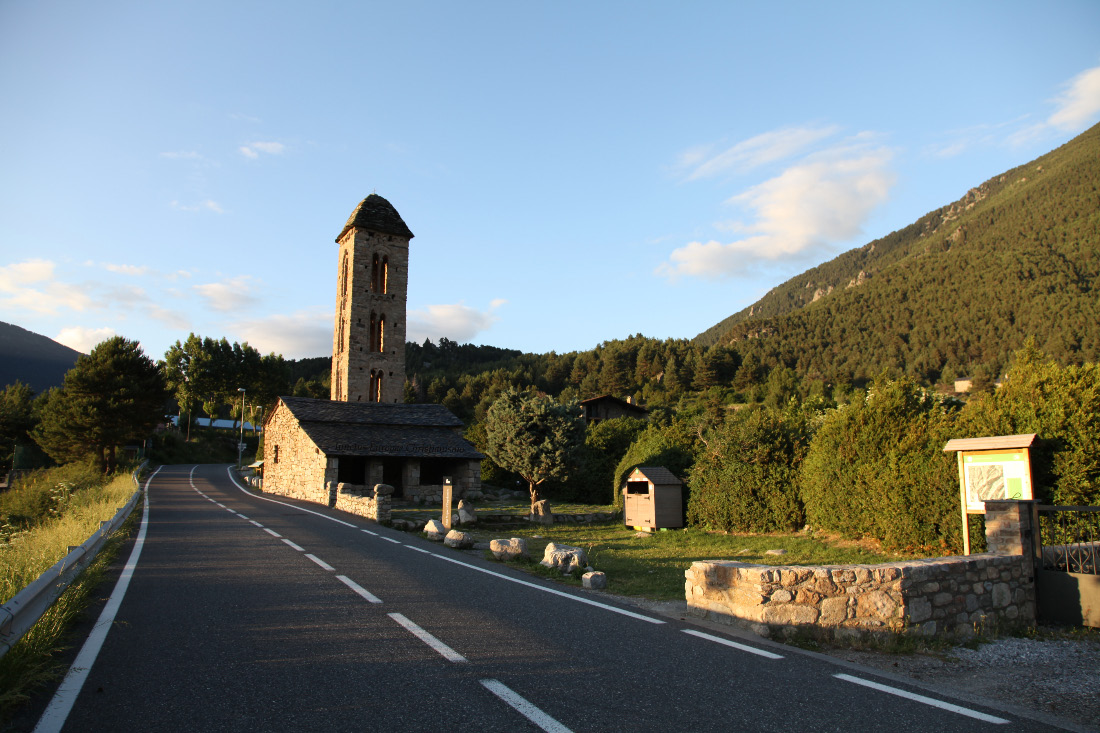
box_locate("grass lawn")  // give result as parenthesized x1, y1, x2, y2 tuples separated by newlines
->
(395, 501, 918, 601)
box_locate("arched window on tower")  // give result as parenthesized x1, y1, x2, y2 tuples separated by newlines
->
(339, 252, 349, 299)
(369, 370, 382, 402)
(381, 256, 389, 294)
(371, 253, 381, 293)
(369, 312, 378, 352)
(378, 313, 386, 353)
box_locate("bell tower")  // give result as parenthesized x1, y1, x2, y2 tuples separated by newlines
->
(330, 194, 412, 403)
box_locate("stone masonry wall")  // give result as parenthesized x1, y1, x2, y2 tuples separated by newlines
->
(332, 482, 392, 523)
(685, 553, 1036, 640)
(263, 403, 330, 505)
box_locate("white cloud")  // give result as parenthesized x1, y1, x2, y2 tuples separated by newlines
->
(1048, 64, 1100, 131)
(659, 144, 895, 279)
(0, 259, 95, 314)
(195, 276, 259, 312)
(171, 199, 224, 214)
(232, 309, 333, 359)
(104, 263, 151, 276)
(55, 326, 117, 354)
(680, 125, 840, 180)
(240, 141, 285, 158)
(407, 300, 505, 344)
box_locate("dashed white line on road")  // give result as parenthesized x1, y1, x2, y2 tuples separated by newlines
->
(681, 629, 784, 659)
(362, 529, 379, 536)
(382, 536, 402, 544)
(225, 467, 358, 527)
(305, 553, 335, 571)
(405, 545, 432, 554)
(388, 613, 467, 663)
(282, 538, 304, 551)
(264, 528, 281, 538)
(834, 674, 1010, 724)
(480, 679, 574, 733)
(237, 514, 249, 520)
(336, 575, 382, 603)
(249, 520, 263, 527)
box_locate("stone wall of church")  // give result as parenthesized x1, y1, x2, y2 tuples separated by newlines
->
(263, 403, 331, 505)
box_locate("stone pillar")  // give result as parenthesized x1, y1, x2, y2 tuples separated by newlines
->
(984, 500, 1036, 556)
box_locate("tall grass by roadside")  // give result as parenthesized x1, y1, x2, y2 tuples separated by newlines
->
(1, 466, 138, 604)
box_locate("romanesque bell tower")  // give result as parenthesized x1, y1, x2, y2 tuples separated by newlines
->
(330, 194, 411, 403)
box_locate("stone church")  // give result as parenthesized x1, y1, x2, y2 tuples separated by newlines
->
(261, 195, 483, 520)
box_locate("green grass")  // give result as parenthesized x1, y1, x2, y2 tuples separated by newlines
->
(390, 499, 612, 523)
(414, 511, 913, 600)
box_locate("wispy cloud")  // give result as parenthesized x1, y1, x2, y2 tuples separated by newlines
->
(194, 276, 259, 312)
(0, 259, 96, 314)
(55, 326, 117, 354)
(171, 199, 224, 214)
(407, 300, 505, 344)
(103, 263, 151, 276)
(231, 309, 333, 359)
(239, 141, 286, 159)
(659, 140, 895, 280)
(677, 125, 841, 180)
(1048, 64, 1100, 131)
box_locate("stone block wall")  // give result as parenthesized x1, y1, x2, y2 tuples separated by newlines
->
(332, 482, 392, 523)
(685, 553, 1036, 640)
(263, 403, 329, 505)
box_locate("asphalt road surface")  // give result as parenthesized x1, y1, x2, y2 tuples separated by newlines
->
(25, 465, 1081, 732)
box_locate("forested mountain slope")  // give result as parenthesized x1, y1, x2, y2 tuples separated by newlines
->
(695, 122, 1100, 383)
(0, 321, 82, 394)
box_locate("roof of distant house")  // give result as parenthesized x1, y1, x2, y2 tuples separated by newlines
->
(336, 193, 415, 242)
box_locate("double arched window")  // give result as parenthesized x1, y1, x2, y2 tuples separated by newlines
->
(369, 312, 385, 353)
(370, 254, 389, 294)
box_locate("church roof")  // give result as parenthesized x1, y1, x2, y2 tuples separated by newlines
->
(275, 396, 483, 460)
(336, 194, 415, 242)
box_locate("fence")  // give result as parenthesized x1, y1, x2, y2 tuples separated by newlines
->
(1034, 504, 1099, 627)
(0, 461, 147, 659)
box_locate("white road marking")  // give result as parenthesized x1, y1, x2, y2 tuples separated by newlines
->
(480, 679, 574, 733)
(362, 529, 378, 536)
(282, 538, 304, 551)
(33, 466, 164, 733)
(336, 575, 382, 603)
(215, 502, 226, 508)
(405, 545, 432, 554)
(681, 629, 784, 659)
(225, 467, 358, 527)
(237, 514, 249, 520)
(264, 528, 282, 538)
(305, 553, 335, 571)
(834, 674, 1010, 724)
(382, 536, 402, 544)
(432, 554, 664, 625)
(387, 613, 467, 663)
(249, 520, 263, 528)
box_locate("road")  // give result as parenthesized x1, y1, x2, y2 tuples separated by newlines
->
(27, 465, 1076, 732)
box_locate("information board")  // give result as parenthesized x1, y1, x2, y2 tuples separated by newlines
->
(961, 451, 1033, 513)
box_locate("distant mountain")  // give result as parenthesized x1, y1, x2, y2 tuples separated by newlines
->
(695, 122, 1100, 382)
(0, 322, 82, 394)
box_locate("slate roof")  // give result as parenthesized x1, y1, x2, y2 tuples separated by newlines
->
(629, 466, 683, 486)
(277, 396, 483, 460)
(336, 194, 415, 242)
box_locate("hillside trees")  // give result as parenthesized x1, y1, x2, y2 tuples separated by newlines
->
(33, 337, 167, 473)
(0, 381, 36, 471)
(483, 388, 585, 512)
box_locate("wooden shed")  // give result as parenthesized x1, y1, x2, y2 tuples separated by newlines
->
(622, 466, 683, 531)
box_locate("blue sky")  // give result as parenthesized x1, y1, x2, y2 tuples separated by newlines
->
(2, 1, 1099, 362)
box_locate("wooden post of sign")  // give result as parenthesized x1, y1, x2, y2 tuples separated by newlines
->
(957, 451, 970, 556)
(441, 477, 453, 530)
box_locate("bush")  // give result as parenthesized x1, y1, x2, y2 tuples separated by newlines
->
(687, 406, 811, 533)
(558, 417, 648, 504)
(799, 377, 960, 551)
(0, 462, 106, 535)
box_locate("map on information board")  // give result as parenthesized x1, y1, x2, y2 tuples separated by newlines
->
(962, 452, 1032, 512)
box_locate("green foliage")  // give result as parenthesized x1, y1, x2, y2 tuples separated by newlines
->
(687, 406, 811, 533)
(958, 343, 1100, 505)
(0, 462, 106, 538)
(483, 388, 584, 509)
(563, 417, 648, 504)
(147, 430, 256, 465)
(613, 421, 698, 509)
(799, 377, 960, 551)
(0, 381, 36, 471)
(32, 337, 166, 474)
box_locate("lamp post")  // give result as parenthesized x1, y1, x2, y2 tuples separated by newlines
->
(237, 387, 246, 469)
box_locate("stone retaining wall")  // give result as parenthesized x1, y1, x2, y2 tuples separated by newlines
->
(332, 482, 392, 523)
(685, 553, 1035, 640)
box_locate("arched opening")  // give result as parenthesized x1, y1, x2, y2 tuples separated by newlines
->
(381, 256, 389, 294)
(371, 253, 380, 293)
(339, 252, 349, 298)
(369, 312, 378, 352)
(378, 313, 386, 353)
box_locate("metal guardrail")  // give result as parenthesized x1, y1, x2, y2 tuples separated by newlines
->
(0, 461, 149, 659)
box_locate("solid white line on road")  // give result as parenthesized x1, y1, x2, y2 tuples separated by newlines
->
(336, 575, 383, 603)
(282, 538, 305, 551)
(405, 545, 432, 554)
(33, 466, 164, 733)
(432, 553, 665, 625)
(264, 528, 282, 537)
(834, 674, 1010, 724)
(681, 629, 784, 659)
(249, 520, 263, 527)
(480, 679, 574, 733)
(225, 467, 358, 527)
(387, 613, 467, 663)
(382, 536, 402, 544)
(305, 553, 335, 571)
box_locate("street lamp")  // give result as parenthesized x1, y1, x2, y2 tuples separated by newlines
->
(237, 387, 246, 469)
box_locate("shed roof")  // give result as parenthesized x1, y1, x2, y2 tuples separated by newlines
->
(279, 396, 462, 427)
(336, 193, 415, 242)
(627, 466, 682, 485)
